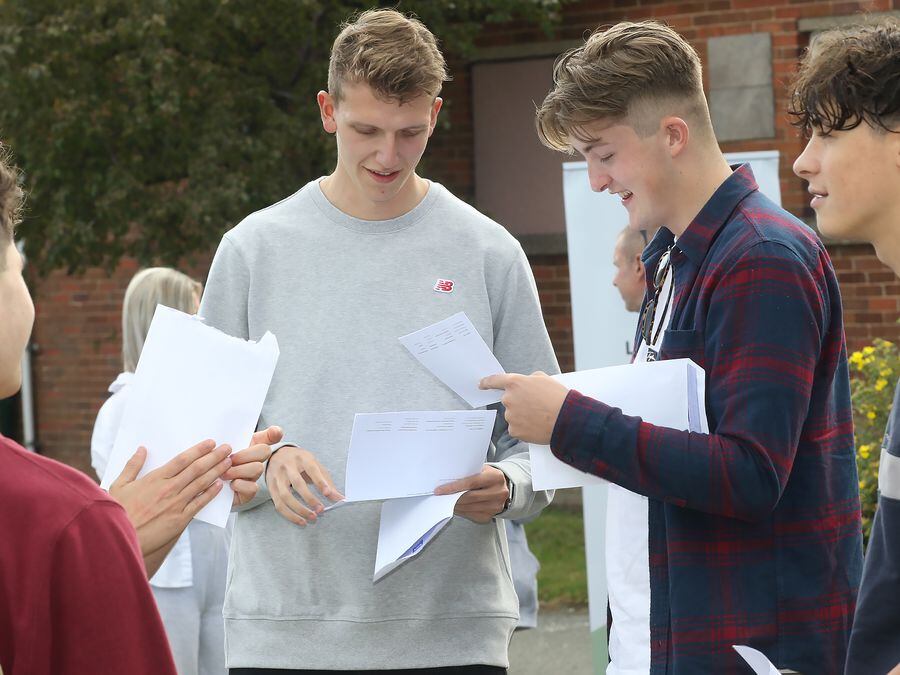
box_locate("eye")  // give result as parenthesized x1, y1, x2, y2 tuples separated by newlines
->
(599, 153, 615, 163)
(355, 127, 376, 136)
(401, 129, 424, 137)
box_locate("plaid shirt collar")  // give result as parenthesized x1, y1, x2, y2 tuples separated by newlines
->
(642, 163, 759, 270)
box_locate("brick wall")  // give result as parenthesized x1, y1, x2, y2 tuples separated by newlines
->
(532, 255, 575, 373)
(827, 244, 900, 350)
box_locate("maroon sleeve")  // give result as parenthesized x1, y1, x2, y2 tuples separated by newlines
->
(48, 500, 177, 675)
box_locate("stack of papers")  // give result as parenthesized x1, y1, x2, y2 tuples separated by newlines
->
(529, 359, 707, 491)
(100, 305, 280, 528)
(348, 312, 506, 580)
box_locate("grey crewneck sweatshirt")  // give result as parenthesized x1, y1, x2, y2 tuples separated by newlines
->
(199, 179, 558, 670)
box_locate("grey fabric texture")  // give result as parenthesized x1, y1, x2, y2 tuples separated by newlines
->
(199, 180, 558, 670)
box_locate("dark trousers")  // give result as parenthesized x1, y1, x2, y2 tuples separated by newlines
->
(231, 667, 507, 675)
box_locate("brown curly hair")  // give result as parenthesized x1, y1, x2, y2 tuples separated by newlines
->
(0, 143, 24, 269)
(790, 19, 900, 135)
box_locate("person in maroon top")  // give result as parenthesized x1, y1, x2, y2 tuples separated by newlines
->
(0, 142, 275, 673)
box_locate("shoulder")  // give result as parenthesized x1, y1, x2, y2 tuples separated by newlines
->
(429, 183, 526, 263)
(718, 191, 827, 273)
(0, 435, 125, 532)
(222, 180, 319, 250)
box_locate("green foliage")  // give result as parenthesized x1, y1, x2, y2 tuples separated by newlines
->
(0, 0, 559, 273)
(526, 504, 587, 606)
(849, 338, 899, 543)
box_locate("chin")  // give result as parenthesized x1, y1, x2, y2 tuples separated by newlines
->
(0, 373, 22, 401)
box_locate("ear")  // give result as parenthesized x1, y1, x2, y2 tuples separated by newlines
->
(317, 90, 337, 134)
(634, 255, 645, 275)
(660, 116, 689, 158)
(427, 97, 444, 137)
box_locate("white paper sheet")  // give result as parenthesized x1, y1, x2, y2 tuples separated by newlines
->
(344, 410, 496, 502)
(100, 305, 280, 527)
(529, 359, 707, 490)
(374, 492, 465, 581)
(399, 312, 505, 408)
(733, 645, 781, 675)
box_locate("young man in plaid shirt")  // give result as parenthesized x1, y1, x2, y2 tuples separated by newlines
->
(792, 19, 900, 675)
(483, 21, 863, 674)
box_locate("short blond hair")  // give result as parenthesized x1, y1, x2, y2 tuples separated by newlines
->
(0, 143, 23, 269)
(328, 8, 449, 104)
(122, 268, 202, 372)
(536, 21, 708, 151)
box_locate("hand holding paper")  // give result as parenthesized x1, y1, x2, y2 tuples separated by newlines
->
(434, 464, 509, 523)
(110, 439, 231, 556)
(479, 371, 569, 444)
(344, 410, 496, 502)
(226, 425, 284, 507)
(100, 305, 280, 527)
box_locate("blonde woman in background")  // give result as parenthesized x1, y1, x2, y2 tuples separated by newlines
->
(92, 267, 230, 675)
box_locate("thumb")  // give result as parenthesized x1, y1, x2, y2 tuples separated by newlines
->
(111, 446, 147, 488)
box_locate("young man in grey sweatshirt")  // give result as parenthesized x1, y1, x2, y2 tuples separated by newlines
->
(199, 9, 558, 674)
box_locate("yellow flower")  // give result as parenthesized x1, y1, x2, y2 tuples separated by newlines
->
(884, 340, 894, 347)
(859, 444, 871, 454)
(876, 379, 888, 391)
(863, 346, 876, 355)
(850, 351, 863, 363)
(880, 368, 893, 377)
(860, 448, 870, 459)
(859, 480, 867, 490)
(867, 411, 877, 420)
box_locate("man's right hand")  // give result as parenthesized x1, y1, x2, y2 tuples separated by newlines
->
(110, 440, 231, 556)
(266, 445, 343, 526)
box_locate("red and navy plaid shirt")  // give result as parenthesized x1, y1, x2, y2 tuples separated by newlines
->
(551, 165, 863, 674)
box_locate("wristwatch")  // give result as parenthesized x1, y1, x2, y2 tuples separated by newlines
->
(500, 473, 515, 514)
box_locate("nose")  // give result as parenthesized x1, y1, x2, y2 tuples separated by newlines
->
(587, 163, 611, 193)
(792, 136, 819, 179)
(375, 135, 400, 168)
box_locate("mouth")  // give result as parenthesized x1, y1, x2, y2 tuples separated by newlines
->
(614, 190, 634, 206)
(808, 188, 828, 208)
(366, 167, 401, 184)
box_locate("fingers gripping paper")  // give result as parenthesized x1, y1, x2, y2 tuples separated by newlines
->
(529, 359, 708, 490)
(100, 305, 280, 527)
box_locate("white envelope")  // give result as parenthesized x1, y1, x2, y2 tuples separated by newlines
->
(100, 305, 279, 527)
(530, 358, 707, 490)
(733, 645, 781, 675)
(344, 410, 496, 502)
(374, 492, 465, 581)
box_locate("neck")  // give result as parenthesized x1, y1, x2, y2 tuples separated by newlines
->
(871, 223, 900, 277)
(320, 170, 428, 221)
(666, 149, 734, 238)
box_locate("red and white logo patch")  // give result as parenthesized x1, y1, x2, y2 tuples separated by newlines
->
(434, 279, 455, 293)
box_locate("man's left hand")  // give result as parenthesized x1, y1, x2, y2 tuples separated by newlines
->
(480, 372, 568, 444)
(435, 465, 509, 523)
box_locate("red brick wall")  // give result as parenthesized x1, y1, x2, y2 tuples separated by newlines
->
(532, 255, 575, 373)
(827, 244, 900, 350)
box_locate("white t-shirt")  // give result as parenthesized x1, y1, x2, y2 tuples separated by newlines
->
(608, 259, 674, 674)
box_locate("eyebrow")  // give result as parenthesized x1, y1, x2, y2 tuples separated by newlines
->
(349, 122, 429, 133)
